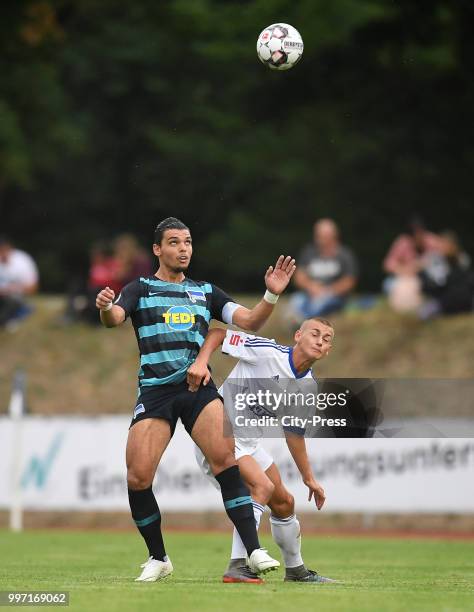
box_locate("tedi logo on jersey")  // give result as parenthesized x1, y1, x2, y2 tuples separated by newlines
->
(162, 305, 196, 330)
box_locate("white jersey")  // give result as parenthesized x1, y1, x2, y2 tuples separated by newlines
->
(220, 329, 316, 449)
(222, 329, 314, 381)
(194, 329, 317, 484)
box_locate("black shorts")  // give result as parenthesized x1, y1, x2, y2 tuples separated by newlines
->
(129, 379, 222, 436)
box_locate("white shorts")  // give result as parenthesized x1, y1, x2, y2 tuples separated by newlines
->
(194, 439, 274, 490)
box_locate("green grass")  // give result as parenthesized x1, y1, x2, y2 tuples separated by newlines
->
(1, 530, 473, 612)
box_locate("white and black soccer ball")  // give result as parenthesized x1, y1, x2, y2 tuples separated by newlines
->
(256, 23, 304, 71)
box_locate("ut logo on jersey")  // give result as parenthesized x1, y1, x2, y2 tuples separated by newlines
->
(162, 305, 196, 330)
(229, 333, 243, 346)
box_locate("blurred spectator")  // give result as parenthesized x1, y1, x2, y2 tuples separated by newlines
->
(419, 231, 473, 319)
(289, 219, 358, 322)
(0, 236, 39, 330)
(383, 216, 441, 312)
(114, 233, 152, 287)
(62, 240, 120, 325)
(387, 275, 423, 313)
(61, 235, 151, 325)
(88, 241, 121, 294)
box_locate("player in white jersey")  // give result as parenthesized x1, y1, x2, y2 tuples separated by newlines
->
(190, 317, 336, 584)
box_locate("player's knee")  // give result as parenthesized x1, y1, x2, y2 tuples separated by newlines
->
(282, 492, 295, 516)
(286, 493, 295, 516)
(127, 468, 153, 491)
(208, 450, 236, 476)
(259, 478, 275, 504)
(248, 476, 274, 505)
(270, 490, 295, 517)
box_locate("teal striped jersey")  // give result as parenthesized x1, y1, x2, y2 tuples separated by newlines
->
(115, 276, 234, 387)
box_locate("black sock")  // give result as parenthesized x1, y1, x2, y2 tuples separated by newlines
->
(215, 465, 260, 556)
(128, 486, 167, 561)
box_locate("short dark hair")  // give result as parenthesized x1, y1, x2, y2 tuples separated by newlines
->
(153, 217, 190, 244)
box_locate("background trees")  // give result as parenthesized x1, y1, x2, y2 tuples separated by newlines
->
(2, 0, 473, 290)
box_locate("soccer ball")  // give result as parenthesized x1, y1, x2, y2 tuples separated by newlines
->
(256, 23, 304, 71)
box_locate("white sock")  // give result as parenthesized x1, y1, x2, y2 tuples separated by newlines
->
(270, 514, 304, 568)
(230, 501, 264, 560)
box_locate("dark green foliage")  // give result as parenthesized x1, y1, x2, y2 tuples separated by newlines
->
(2, 0, 473, 290)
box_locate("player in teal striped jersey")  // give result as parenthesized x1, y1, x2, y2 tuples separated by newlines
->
(95, 217, 295, 582)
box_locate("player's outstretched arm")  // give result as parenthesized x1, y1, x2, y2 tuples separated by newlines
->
(96, 286, 126, 327)
(187, 328, 226, 392)
(284, 431, 326, 511)
(232, 255, 296, 332)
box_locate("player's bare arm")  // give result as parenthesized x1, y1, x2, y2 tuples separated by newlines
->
(187, 328, 226, 391)
(96, 286, 126, 327)
(232, 255, 296, 332)
(284, 431, 326, 510)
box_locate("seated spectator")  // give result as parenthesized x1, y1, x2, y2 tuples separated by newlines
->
(383, 216, 441, 312)
(0, 236, 39, 330)
(88, 241, 121, 294)
(62, 241, 120, 325)
(61, 235, 151, 325)
(289, 219, 358, 322)
(419, 231, 473, 319)
(113, 234, 152, 286)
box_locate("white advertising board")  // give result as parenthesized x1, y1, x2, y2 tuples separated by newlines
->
(1, 416, 473, 512)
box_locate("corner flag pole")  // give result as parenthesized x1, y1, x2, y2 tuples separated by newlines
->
(9, 369, 26, 532)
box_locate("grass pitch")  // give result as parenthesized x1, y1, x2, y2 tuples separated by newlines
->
(1, 530, 473, 612)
